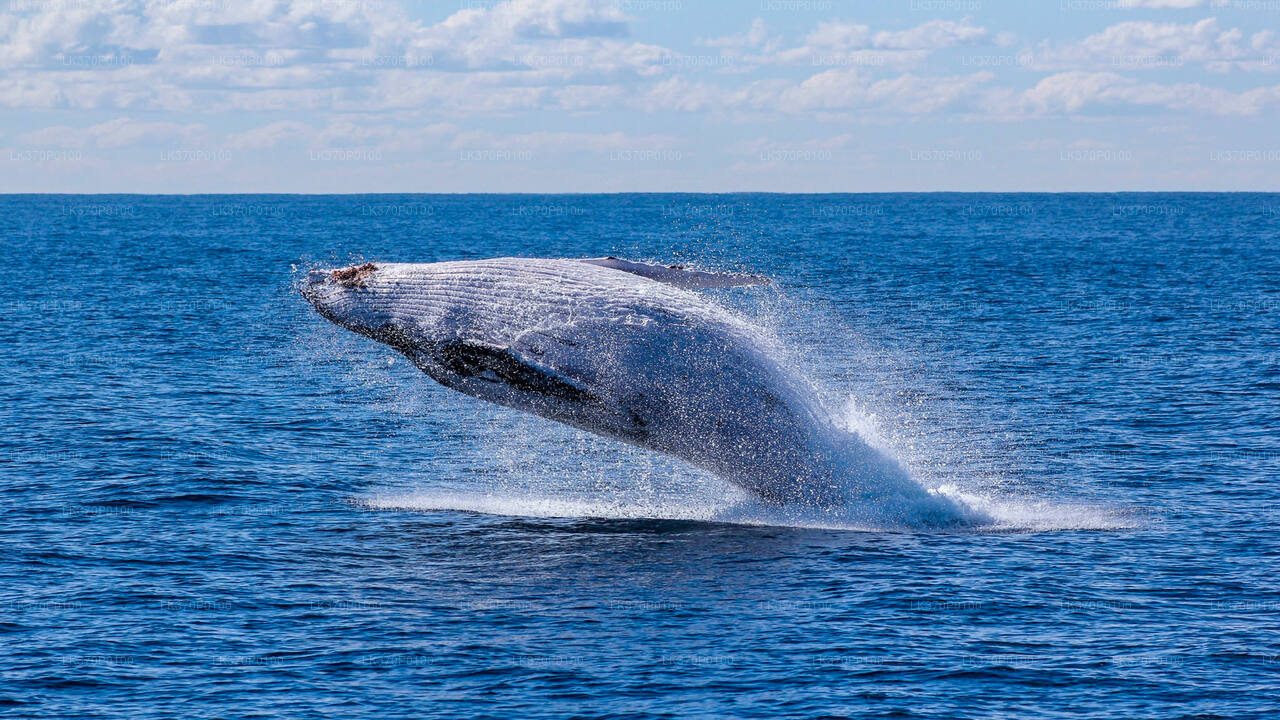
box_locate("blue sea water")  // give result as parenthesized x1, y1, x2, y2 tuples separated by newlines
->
(3, 193, 1278, 718)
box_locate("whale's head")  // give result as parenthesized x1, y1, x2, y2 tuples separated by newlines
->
(303, 259, 657, 442)
(301, 262, 422, 348)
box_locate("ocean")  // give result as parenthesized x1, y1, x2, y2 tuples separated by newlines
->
(4, 193, 1278, 718)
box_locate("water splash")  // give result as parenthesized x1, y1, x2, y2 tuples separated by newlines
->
(358, 409, 1130, 534)
(362, 486, 1134, 533)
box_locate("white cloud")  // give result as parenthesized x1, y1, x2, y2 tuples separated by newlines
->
(0, 0, 391, 69)
(19, 118, 207, 148)
(636, 76, 722, 113)
(714, 18, 989, 70)
(0, 0, 671, 114)
(700, 18, 779, 51)
(1017, 70, 1280, 115)
(636, 68, 997, 116)
(222, 119, 676, 158)
(226, 120, 315, 150)
(8, 1, 1268, 126)
(4, 0, 1280, 195)
(1030, 18, 1280, 72)
(794, 19, 987, 52)
(499, 0, 631, 39)
(872, 20, 988, 50)
(1116, 0, 1222, 8)
(795, 69, 995, 113)
(733, 134, 857, 154)
(449, 129, 679, 152)
(802, 21, 873, 51)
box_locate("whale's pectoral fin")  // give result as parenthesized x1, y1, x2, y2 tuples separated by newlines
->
(575, 257, 770, 289)
(434, 338, 649, 441)
(438, 339, 595, 403)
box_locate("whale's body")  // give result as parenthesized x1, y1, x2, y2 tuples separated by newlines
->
(303, 257, 966, 522)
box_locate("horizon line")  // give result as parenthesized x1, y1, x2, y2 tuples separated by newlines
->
(3, 190, 1279, 196)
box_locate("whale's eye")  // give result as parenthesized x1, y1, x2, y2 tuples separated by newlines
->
(332, 262, 378, 288)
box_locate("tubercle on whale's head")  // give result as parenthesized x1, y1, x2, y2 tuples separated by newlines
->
(330, 262, 378, 288)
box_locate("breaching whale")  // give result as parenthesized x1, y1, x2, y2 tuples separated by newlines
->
(302, 257, 969, 524)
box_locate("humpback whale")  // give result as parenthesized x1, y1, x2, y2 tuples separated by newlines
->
(302, 257, 969, 524)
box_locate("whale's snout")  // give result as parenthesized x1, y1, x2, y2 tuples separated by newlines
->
(301, 262, 385, 335)
(300, 267, 337, 309)
(300, 268, 329, 298)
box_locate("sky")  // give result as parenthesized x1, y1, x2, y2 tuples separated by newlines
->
(2, 0, 1279, 192)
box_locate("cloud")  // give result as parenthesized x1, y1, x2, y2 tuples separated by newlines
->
(871, 20, 988, 50)
(222, 118, 677, 155)
(498, 0, 632, 39)
(226, 120, 318, 151)
(1116, 0, 1222, 7)
(395, 0, 661, 73)
(699, 18, 779, 51)
(1030, 18, 1280, 72)
(18, 118, 207, 148)
(1017, 70, 1280, 115)
(3, 0, 1280, 179)
(733, 133, 857, 154)
(0, 0, 670, 114)
(636, 67, 997, 116)
(0, 0, 392, 69)
(708, 17, 989, 70)
(792, 18, 988, 52)
(785, 69, 995, 113)
(449, 129, 679, 152)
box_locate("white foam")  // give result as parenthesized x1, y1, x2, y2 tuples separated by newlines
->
(361, 485, 1136, 534)
(365, 490, 728, 523)
(934, 486, 1138, 532)
(834, 396, 896, 454)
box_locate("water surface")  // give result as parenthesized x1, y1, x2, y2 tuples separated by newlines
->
(4, 194, 1278, 718)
